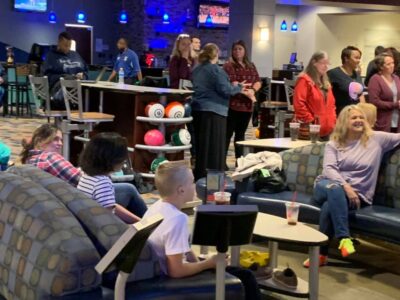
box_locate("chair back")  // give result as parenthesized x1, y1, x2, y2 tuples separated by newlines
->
(179, 79, 193, 90)
(140, 76, 169, 88)
(60, 78, 84, 119)
(283, 78, 296, 112)
(259, 77, 272, 101)
(29, 75, 51, 113)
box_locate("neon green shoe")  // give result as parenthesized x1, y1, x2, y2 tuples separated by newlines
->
(338, 238, 355, 257)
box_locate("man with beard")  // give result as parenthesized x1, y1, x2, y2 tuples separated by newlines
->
(108, 38, 142, 84)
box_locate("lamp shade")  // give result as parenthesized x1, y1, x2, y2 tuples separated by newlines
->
(76, 11, 86, 24)
(291, 21, 298, 32)
(48, 11, 57, 24)
(119, 10, 128, 24)
(280, 20, 287, 31)
(162, 13, 170, 24)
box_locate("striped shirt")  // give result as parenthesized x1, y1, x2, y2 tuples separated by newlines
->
(77, 174, 116, 208)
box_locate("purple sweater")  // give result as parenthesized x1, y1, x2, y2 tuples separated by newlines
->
(317, 131, 400, 204)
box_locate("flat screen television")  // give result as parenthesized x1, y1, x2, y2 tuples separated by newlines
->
(198, 3, 229, 28)
(14, 0, 47, 12)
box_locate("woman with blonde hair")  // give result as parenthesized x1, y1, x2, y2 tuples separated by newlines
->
(168, 34, 195, 89)
(191, 43, 249, 179)
(303, 105, 400, 268)
(294, 51, 336, 139)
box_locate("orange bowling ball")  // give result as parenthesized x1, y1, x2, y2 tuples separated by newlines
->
(165, 101, 185, 118)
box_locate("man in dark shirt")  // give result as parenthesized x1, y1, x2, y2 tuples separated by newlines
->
(43, 32, 88, 109)
(328, 46, 365, 115)
(364, 45, 385, 86)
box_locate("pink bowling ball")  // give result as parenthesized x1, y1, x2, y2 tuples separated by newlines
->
(144, 129, 165, 146)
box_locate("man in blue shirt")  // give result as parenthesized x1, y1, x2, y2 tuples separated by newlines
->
(108, 38, 142, 85)
(43, 32, 88, 109)
(0, 64, 5, 107)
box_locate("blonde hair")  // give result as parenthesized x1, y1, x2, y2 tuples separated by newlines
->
(155, 160, 191, 198)
(330, 105, 372, 147)
(303, 51, 331, 91)
(171, 34, 195, 62)
(356, 103, 377, 128)
(198, 43, 219, 64)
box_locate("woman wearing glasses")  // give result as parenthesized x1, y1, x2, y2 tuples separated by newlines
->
(293, 51, 337, 139)
(169, 34, 195, 89)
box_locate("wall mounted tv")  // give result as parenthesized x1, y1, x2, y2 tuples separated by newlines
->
(198, 3, 229, 29)
(14, 0, 47, 12)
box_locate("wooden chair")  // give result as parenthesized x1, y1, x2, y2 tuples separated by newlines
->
(29, 75, 67, 126)
(60, 78, 114, 160)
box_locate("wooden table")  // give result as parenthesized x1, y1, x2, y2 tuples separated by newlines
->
(80, 81, 192, 173)
(231, 213, 328, 300)
(237, 137, 315, 155)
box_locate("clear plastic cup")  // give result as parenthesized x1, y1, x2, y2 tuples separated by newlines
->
(285, 202, 300, 225)
(309, 124, 321, 143)
(213, 192, 231, 205)
(289, 122, 300, 141)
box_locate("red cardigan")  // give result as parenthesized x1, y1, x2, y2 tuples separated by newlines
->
(168, 56, 193, 89)
(368, 73, 400, 132)
(293, 73, 337, 137)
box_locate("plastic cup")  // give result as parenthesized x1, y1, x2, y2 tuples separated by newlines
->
(289, 122, 300, 141)
(285, 202, 300, 225)
(213, 192, 231, 205)
(309, 124, 321, 143)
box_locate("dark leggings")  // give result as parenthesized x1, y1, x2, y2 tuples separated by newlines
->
(226, 109, 253, 159)
(226, 266, 261, 300)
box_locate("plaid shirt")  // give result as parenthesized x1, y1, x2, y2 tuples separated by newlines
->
(27, 150, 81, 187)
(223, 61, 261, 112)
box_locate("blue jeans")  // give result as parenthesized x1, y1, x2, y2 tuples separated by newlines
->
(0, 86, 4, 107)
(113, 183, 147, 217)
(314, 179, 350, 255)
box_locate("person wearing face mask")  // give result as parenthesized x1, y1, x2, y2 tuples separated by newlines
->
(223, 40, 261, 162)
(43, 32, 88, 109)
(368, 53, 400, 133)
(293, 51, 337, 139)
(303, 105, 400, 268)
(108, 38, 142, 84)
(168, 34, 195, 89)
(328, 46, 365, 115)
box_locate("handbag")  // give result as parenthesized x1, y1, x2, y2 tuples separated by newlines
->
(252, 168, 287, 194)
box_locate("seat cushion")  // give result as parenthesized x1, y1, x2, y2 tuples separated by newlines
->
(196, 177, 236, 203)
(51, 271, 244, 300)
(237, 191, 320, 224)
(350, 205, 400, 244)
(0, 172, 101, 299)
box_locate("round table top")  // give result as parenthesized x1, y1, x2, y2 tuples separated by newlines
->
(253, 213, 328, 246)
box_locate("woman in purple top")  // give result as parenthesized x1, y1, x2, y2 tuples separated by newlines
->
(303, 105, 400, 268)
(368, 52, 400, 132)
(168, 34, 195, 89)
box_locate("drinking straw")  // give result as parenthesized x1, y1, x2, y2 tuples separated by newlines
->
(291, 191, 297, 206)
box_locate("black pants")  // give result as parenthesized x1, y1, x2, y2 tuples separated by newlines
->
(226, 109, 252, 159)
(192, 111, 226, 180)
(226, 266, 261, 300)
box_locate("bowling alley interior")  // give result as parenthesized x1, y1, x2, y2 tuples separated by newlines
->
(1, 0, 400, 299)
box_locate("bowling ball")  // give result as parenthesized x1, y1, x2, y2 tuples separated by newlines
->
(144, 129, 165, 146)
(171, 128, 191, 146)
(183, 102, 192, 117)
(165, 101, 185, 118)
(145, 102, 165, 118)
(150, 157, 168, 173)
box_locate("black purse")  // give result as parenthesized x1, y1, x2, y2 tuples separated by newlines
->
(252, 168, 287, 194)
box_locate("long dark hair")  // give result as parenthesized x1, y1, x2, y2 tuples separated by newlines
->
(20, 124, 59, 164)
(79, 132, 128, 176)
(230, 40, 252, 68)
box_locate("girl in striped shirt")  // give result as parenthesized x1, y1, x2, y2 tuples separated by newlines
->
(78, 132, 141, 223)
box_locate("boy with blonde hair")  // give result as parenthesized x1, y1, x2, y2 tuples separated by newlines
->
(144, 161, 261, 299)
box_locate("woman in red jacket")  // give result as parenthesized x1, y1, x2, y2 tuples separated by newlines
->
(368, 53, 400, 132)
(294, 51, 336, 138)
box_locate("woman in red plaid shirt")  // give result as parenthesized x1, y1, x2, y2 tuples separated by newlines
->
(223, 40, 261, 163)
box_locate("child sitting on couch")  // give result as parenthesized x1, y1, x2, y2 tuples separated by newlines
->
(144, 160, 260, 299)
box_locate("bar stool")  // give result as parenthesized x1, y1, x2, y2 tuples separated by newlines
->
(60, 78, 115, 160)
(29, 75, 67, 127)
(7, 65, 34, 117)
(277, 78, 296, 137)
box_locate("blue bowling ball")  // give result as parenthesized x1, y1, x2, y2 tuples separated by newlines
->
(184, 102, 192, 117)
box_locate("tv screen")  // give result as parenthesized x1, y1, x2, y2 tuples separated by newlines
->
(14, 0, 47, 12)
(198, 4, 229, 28)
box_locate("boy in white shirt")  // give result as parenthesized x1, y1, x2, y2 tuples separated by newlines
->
(144, 161, 261, 299)
(143, 160, 217, 277)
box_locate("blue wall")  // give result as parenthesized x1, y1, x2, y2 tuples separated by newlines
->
(0, 0, 118, 64)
